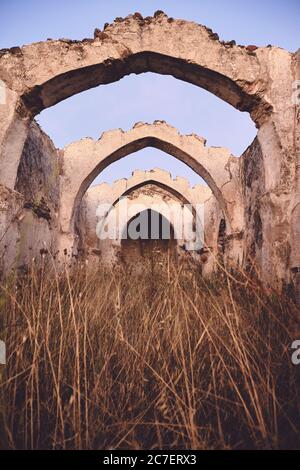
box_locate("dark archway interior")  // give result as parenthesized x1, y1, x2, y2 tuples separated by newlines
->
(121, 209, 176, 263)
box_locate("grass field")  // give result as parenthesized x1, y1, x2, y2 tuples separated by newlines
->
(0, 256, 299, 449)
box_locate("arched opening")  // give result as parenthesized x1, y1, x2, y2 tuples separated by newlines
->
(31, 69, 254, 244)
(121, 209, 176, 264)
(92, 147, 207, 187)
(37, 73, 256, 160)
(72, 136, 226, 221)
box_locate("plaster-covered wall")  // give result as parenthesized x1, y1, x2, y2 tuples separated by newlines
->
(0, 121, 60, 275)
(240, 136, 294, 287)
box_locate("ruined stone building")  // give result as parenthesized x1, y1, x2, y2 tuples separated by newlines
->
(0, 12, 299, 296)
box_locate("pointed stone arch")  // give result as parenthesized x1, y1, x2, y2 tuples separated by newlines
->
(0, 11, 276, 189)
(59, 122, 243, 243)
(78, 168, 214, 253)
(89, 167, 212, 208)
(80, 183, 194, 263)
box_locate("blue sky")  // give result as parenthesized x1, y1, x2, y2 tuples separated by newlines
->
(1, 1, 299, 186)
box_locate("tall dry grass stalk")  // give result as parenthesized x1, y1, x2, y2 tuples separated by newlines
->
(0, 256, 299, 449)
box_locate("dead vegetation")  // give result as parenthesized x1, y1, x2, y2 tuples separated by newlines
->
(0, 256, 299, 449)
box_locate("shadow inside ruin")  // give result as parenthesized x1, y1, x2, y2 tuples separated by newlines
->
(120, 209, 176, 264)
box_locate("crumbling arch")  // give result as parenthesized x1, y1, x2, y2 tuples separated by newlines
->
(0, 11, 274, 189)
(60, 122, 243, 244)
(79, 169, 213, 250)
(79, 183, 194, 263)
(88, 167, 212, 209)
(93, 170, 211, 247)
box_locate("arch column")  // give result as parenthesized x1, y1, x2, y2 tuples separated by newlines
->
(0, 87, 30, 189)
(289, 49, 300, 300)
(257, 113, 297, 287)
(0, 87, 31, 248)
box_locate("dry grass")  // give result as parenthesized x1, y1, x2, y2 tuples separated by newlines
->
(0, 256, 299, 450)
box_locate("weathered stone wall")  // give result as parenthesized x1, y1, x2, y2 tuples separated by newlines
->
(0, 121, 60, 274)
(16, 121, 60, 211)
(240, 138, 265, 273)
(241, 136, 293, 287)
(291, 49, 300, 301)
(202, 195, 224, 276)
(0, 185, 23, 275)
